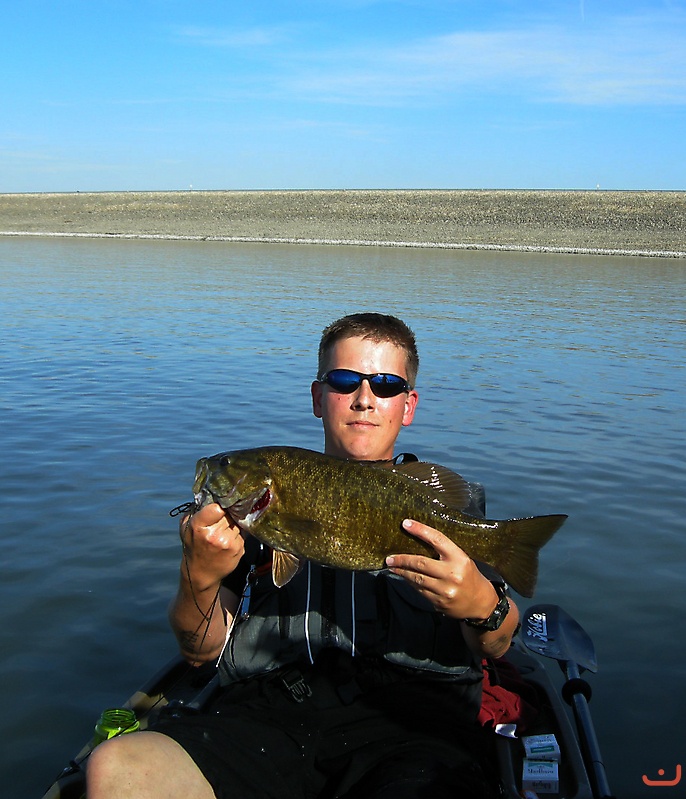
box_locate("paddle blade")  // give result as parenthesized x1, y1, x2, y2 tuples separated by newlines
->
(523, 603, 598, 674)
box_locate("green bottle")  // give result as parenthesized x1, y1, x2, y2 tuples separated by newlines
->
(91, 708, 140, 747)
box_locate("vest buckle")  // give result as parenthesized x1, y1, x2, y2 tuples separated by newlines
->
(279, 669, 313, 703)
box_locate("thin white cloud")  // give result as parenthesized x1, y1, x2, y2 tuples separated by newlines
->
(175, 24, 297, 49)
(167, 12, 686, 108)
(249, 13, 686, 107)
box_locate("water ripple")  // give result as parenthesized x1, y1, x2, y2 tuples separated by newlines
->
(1, 238, 684, 798)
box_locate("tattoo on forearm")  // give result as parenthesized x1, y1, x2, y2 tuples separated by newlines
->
(179, 630, 200, 652)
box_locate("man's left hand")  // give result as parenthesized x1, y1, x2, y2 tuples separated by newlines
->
(385, 518, 500, 621)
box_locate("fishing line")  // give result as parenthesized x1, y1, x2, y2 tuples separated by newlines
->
(178, 511, 224, 655)
(52, 502, 229, 788)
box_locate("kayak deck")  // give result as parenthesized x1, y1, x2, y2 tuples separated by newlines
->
(42, 640, 594, 799)
(496, 643, 593, 798)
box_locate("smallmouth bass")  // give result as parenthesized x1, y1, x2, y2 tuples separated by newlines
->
(192, 446, 566, 597)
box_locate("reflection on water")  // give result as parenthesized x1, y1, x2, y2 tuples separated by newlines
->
(1, 237, 684, 798)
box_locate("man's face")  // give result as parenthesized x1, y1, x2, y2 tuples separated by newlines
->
(311, 335, 418, 461)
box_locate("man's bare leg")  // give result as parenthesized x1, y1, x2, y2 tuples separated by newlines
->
(87, 730, 216, 799)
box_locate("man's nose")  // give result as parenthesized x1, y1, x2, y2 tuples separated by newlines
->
(351, 378, 375, 408)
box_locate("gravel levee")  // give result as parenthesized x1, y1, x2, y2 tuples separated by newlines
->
(1, 189, 684, 256)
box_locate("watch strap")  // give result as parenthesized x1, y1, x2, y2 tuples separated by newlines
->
(463, 582, 510, 631)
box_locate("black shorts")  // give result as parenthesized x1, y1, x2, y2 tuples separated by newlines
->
(152, 655, 498, 799)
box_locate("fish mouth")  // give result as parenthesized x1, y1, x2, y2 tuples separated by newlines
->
(227, 487, 273, 529)
(194, 470, 272, 528)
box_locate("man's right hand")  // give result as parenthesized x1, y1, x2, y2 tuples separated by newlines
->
(179, 503, 246, 591)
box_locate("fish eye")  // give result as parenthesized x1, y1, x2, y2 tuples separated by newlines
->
(219, 454, 232, 467)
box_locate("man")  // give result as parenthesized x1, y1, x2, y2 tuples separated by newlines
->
(87, 313, 519, 799)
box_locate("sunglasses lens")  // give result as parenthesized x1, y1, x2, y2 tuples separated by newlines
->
(324, 370, 362, 393)
(323, 370, 408, 398)
(369, 374, 408, 398)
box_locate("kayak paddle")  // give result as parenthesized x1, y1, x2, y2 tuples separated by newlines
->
(522, 603, 615, 799)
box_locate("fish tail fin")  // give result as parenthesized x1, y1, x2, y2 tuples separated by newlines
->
(496, 514, 567, 598)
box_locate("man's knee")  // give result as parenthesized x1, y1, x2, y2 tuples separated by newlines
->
(87, 733, 134, 792)
(86, 730, 215, 799)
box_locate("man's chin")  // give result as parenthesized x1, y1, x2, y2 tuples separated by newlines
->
(332, 435, 393, 462)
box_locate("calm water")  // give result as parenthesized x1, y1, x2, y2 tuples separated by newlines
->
(1, 237, 684, 798)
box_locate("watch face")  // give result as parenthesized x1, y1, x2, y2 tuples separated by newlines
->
(464, 586, 510, 631)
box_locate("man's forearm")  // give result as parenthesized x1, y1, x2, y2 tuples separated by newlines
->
(169, 568, 237, 665)
(170, 504, 246, 664)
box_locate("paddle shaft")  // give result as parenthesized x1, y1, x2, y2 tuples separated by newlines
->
(564, 660, 614, 799)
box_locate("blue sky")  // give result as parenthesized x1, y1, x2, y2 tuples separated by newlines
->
(2, 0, 685, 192)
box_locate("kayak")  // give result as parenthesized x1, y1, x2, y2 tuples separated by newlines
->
(41, 604, 613, 799)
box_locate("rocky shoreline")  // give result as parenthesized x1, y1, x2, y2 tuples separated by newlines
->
(1, 189, 684, 257)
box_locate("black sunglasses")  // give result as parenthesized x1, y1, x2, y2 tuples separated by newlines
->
(319, 369, 411, 398)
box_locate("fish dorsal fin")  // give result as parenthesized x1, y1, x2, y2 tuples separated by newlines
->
(393, 461, 472, 511)
(272, 550, 304, 587)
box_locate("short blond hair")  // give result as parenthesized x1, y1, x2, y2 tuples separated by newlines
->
(317, 313, 419, 387)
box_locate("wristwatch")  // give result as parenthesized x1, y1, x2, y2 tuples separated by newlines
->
(463, 582, 510, 632)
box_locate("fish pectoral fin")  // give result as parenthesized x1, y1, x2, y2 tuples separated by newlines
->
(269, 514, 323, 586)
(272, 550, 304, 587)
(394, 461, 472, 511)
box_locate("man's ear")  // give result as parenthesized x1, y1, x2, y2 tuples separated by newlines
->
(402, 390, 419, 427)
(311, 381, 323, 418)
